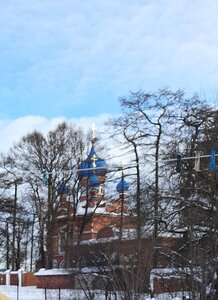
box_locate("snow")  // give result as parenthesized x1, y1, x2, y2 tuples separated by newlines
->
(79, 236, 118, 245)
(35, 268, 71, 276)
(35, 267, 103, 276)
(0, 286, 193, 300)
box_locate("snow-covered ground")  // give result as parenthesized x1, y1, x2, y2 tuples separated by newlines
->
(0, 286, 191, 300)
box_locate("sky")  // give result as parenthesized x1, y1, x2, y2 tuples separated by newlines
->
(0, 0, 218, 152)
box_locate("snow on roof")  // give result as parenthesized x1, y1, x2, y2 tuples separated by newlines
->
(79, 236, 119, 245)
(34, 268, 71, 276)
(151, 267, 202, 276)
(76, 201, 108, 216)
(35, 267, 105, 277)
(80, 267, 101, 274)
(158, 231, 184, 238)
(151, 268, 185, 277)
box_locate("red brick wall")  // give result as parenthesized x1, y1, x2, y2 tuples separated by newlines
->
(0, 274, 5, 285)
(10, 274, 18, 286)
(37, 275, 75, 289)
(153, 276, 184, 293)
(22, 272, 38, 286)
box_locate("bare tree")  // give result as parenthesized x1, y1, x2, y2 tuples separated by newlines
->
(2, 122, 86, 269)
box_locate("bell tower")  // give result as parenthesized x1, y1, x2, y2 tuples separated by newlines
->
(78, 124, 108, 209)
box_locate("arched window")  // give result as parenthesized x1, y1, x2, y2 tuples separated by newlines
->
(98, 184, 104, 195)
(53, 259, 58, 268)
(59, 259, 66, 268)
(97, 227, 114, 239)
(59, 230, 67, 254)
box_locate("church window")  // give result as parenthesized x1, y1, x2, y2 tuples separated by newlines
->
(98, 184, 104, 195)
(97, 227, 114, 239)
(53, 259, 58, 268)
(59, 259, 66, 268)
(59, 231, 67, 254)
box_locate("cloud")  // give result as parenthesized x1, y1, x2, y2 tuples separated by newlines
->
(0, 0, 218, 119)
(0, 114, 113, 154)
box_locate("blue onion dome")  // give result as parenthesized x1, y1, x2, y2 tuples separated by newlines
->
(95, 159, 108, 176)
(78, 145, 108, 178)
(57, 182, 70, 195)
(88, 173, 100, 188)
(78, 160, 89, 178)
(116, 177, 129, 193)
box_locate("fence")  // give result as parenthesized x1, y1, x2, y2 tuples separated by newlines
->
(0, 269, 37, 287)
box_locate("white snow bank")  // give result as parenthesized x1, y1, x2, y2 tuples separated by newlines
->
(0, 285, 193, 300)
(0, 286, 193, 300)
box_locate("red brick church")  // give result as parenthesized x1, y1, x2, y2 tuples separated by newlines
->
(51, 134, 133, 269)
(35, 132, 184, 293)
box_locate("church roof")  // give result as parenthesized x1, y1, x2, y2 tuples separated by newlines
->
(78, 145, 108, 178)
(87, 172, 100, 187)
(116, 177, 129, 192)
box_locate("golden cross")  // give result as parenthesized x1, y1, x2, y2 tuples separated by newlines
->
(91, 154, 98, 168)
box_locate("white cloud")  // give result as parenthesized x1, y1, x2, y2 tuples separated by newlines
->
(0, 114, 112, 154)
(0, 0, 218, 119)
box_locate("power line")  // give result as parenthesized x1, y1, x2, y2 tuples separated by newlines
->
(40, 151, 217, 177)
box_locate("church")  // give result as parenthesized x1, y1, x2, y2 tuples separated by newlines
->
(35, 131, 184, 293)
(51, 133, 133, 270)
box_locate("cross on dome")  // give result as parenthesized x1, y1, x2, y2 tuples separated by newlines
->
(78, 124, 108, 178)
(91, 154, 98, 168)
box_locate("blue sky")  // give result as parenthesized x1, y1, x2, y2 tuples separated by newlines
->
(0, 0, 218, 151)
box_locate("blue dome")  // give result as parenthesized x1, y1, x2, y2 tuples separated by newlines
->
(78, 145, 107, 178)
(95, 159, 108, 175)
(57, 182, 70, 195)
(87, 146, 96, 161)
(88, 173, 100, 187)
(116, 177, 129, 193)
(78, 161, 89, 177)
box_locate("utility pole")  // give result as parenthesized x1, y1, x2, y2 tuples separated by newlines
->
(6, 221, 9, 269)
(12, 180, 18, 270)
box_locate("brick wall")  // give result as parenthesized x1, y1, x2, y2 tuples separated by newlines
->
(37, 275, 75, 289)
(22, 272, 37, 286)
(0, 274, 6, 285)
(153, 276, 184, 294)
